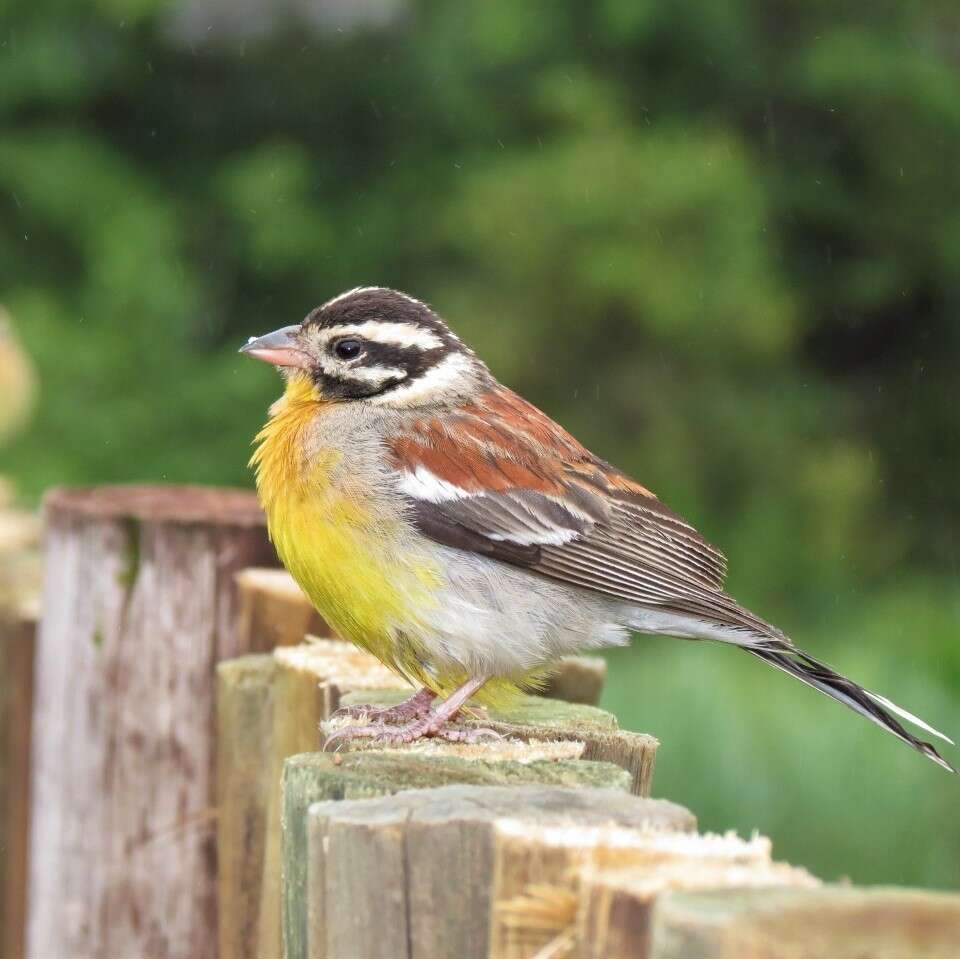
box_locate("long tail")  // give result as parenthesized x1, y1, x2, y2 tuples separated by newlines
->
(628, 599, 956, 771)
(746, 644, 956, 773)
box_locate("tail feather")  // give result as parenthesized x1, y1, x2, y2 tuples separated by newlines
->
(747, 645, 956, 773)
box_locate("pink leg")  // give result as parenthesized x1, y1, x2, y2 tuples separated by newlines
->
(324, 675, 500, 750)
(330, 687, 436, 724)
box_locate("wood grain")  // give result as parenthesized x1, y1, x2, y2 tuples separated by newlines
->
(26, 485, 277, 959)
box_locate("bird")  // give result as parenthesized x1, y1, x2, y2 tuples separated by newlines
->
(242, 286, 955, 769)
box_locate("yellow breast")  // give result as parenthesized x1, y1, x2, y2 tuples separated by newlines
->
(251, 376, 441, 681)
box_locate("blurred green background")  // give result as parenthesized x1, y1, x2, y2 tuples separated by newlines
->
(1, 0, 958, 888)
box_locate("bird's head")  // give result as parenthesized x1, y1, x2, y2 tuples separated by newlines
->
(241, 287, 489, 407)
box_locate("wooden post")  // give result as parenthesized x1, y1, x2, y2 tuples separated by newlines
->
(571, 848, 817, 958)
(217, 656, 276, 959)
(334, 688, 659, 797)
(214, 639, 659, 959)
(540, 655, 607, 706)
(0, 492, 40, 959)
(488, 826, 815, 959)
(0, 606, 36, 959)
(27, 485, 277, 959)
(256, 644, 405, 959)
(235, 569, 331, 651)
(302, 784, 695, 959)
(649, 887, 960, 959)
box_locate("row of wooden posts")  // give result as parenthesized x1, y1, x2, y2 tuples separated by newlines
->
(1, 484, 959, 958)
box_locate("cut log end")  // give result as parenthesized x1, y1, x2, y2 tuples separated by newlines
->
(331, 687, 659, 797)
(301, 783, 695, 959)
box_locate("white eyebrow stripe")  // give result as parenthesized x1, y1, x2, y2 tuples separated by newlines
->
(321, 321, 445, 351)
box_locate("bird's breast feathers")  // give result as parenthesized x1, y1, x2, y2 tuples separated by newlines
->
(251, 375, 442, 672)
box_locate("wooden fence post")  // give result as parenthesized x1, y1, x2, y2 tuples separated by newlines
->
(0, 491, 39, 959)
(26, 485, 277, 959)
(649, 887, 960, 959)
(303, 785, 696, 959)
(234, 569, 331, 651)
(0, 605, 36, 959)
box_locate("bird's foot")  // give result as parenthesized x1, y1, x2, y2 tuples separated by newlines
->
(324, 715, 502, 750)
(324, 674, 497, 751)
(330, 687, 436, 725)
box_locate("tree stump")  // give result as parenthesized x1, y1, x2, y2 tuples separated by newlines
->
(302, 784, 695, 959)
(27, 485, 277, 959)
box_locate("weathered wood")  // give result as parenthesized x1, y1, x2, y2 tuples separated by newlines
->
(27, 485, 277, 959)
(573, 846, 817, 959)
(220, 639, 655, 959)
(489, 828, 817, 959)
(0, 506, 39, 611)
(540, 655, 607, 706)
(257, 643, 404, 959)
(300, 778, 691, 959)
(217, 656, 275, 959)
(299, 757, 629, 959)
(649, 886, 960, 959)
(0, 493, 41, 959)
(335, 688, 659, 797)
(235, 568, 331, 652)
(0, 606, 36, 959)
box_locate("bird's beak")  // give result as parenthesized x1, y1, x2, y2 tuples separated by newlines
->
(239, 325, 310, 369)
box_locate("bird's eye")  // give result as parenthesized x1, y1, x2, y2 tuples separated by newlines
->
(333, 338, 364, 360)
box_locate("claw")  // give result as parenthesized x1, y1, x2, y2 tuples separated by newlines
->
(323, 718, 504, 750)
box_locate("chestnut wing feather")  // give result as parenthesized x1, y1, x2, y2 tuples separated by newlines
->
(385, 389, 775, 632)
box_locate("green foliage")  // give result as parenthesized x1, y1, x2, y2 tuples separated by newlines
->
(1, 0, 958, 886)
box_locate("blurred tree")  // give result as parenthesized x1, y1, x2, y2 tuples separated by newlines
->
(0, 0, 957, 886)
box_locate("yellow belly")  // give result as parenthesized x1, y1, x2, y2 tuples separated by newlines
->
(251, 376, 442, 685)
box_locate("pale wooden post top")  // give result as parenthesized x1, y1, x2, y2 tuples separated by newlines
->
(43, 484, 266, 527)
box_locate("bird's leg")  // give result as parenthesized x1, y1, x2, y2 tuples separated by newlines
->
(329, 687, 436, 725)
(324, 675, 502, 749)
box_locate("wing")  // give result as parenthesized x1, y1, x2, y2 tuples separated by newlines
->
(388, 387, 775, 636)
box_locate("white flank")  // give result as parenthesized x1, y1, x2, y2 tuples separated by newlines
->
(320, 321, 444, 350)
(373, 352, 476, 407)
(398, 466, 472, 503)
